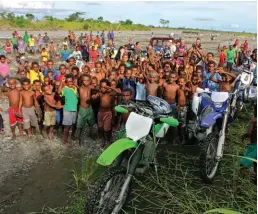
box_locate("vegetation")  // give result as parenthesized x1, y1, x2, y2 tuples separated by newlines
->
(29, 105, 256, 214)
(0, 12, 256, 37)
(0, 12, 150, 31)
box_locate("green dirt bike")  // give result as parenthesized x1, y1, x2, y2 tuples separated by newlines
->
(84, 96, 179, 214)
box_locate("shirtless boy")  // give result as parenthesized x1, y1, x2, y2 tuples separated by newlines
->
(162, 72, 180, 110)
(19, 78, 39, 137)
(209, 67, 236, 92)
(76, 74, 95, 142)
(145, 71, 161, 97)
(7, 78, 23, 139)
(42, 84, 63, 139)
(93, 79, 120, 146)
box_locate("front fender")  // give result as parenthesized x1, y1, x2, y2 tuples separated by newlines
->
(200, 112, 223, 128)
(97, 138, 138, 166)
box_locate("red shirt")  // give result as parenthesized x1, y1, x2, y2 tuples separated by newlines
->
(95, 37, 101, 45)
(235, 40, 239, 46)
(219, 52, 226, 64)
(56, 74, 65, 81)
(244, 42, 248, 50)
(89, 50, 98, 63)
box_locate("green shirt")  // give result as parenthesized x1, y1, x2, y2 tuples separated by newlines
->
(11, 37, 17, 45)
(226, 49, 235, 63)
(23, 34, 29, 44)
(62, 86, 78, 111)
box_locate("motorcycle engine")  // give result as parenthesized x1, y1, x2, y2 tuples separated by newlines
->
(243, 86, 257, 103)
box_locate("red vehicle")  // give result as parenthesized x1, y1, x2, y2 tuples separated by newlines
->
(149, 37, 174, 52)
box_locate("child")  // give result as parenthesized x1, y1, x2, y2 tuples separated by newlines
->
(187, 74, 203, 100)
(92, 79, 120, 146)
(47, 70, 54, 85)
(110, 79, 122, 129)
(41, 48, 48, 66)
(145, 71, 160, 97)
(19, 78, 39, 137)
(58, 73, 78, 147)
(7, 78, 23, 139)
(109, 70, 118, 82)
(161, 72, 179, 110)
(76, 74, 95, 142)
(71, 66, 80, 88)
(49, 41, 56, 60)
(91, 77, 100, 123)
(122, 68, 136, 99)
(54, 80, 64, 136)
(135, 73, 146, 101)
(33, 80, 44, 128)
(209, 67, 236, 92)
(42, 84, 63, 139)
(219, 49, 226, 67)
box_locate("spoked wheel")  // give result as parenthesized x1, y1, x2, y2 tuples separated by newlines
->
(199, 132, 219, 184)
(85, 166, 130, 214)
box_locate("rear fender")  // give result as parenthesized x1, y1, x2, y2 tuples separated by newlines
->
(200, 112, 223, 128)
(97, 138, 138, 166)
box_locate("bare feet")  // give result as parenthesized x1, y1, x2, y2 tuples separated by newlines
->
(0, 130, 6, 135)
(48, 134, 54, 140)
(42, 130, 48, 138)
(11, 135, 16, 141)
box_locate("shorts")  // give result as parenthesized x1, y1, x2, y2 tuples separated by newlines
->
(43, 111, 56, 126)
(22, 106, 39, 129)
(178, 106, 188, 126)
(0, 74, 10, 87)
(13, 44, 18, 50)
(98, 110, 112, 131)
(240, 143, 257, 168)
(62, 110, 77, 126)
(170, 103, 177, 110)
(76, 106, 95, 129)
(56, 110, 62, 124)
(9, 107, 23, 126)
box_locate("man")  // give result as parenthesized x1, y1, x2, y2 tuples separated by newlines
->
(202, 52, 214, 78)
(226, 44, 235, 72)
(43, 60, 59, 80)
(60, 44, 71, 62)
(43, 32, 50, 48)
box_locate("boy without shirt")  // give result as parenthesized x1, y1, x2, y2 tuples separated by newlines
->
(209, 67, 236, 92)
(76, 74, 96, 142)
(7, 78, 23, 140)
(145, 71, 161, 97)
(42, 85, 63, 139)
(161, 72, 180, 110)
(58, 73, 78, 147)
(92, 79, 120, 146)
(19, 78, 39, 137)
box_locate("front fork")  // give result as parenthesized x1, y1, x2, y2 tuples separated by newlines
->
(216, 106, 229, 159)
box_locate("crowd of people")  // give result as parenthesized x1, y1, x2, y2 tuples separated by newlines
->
(0, 30, 256, 150)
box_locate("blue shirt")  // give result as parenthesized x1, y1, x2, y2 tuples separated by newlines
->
(136, 82, 146, 101)
(43, 68, 59, 80)
(60, 49, 71, 61)
(202, 72, 222, 91)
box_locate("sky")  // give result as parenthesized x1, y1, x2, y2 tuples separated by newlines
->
(0, 1, 257, 33)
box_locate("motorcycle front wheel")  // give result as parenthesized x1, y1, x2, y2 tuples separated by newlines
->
(199, 131, 219, 184)
(84, 166, 130, 214)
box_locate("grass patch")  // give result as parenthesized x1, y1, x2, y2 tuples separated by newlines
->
(34, 106, 256, 214)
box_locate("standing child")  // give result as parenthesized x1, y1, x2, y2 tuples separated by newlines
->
(58, 73, 78, 147)
(76, 74, 96, 142)
(91, 77, 100, 123)
(41, 48, 48, 66)
(219, 49, 226, 67)
(54, 80, 64, 136)
(33, 80, 44, 129)
(19, 78, 39, 137)
(135, 73, 146, 101)
(7, 78, 23, 139)
(92, 79, 120, 146)
(42, 84, 63, 139)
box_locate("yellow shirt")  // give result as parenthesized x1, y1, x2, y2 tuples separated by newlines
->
(29, 69, 44, 84)
(41, 51, 48, 62)
(28, 38, 35, 47)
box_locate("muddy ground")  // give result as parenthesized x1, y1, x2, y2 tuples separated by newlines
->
(0, 30, 256, 214)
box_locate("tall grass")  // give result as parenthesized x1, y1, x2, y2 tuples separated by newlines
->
(33, 106, 256, 214)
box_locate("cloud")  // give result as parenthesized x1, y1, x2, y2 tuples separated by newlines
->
(86, 2, 101, 6)
(193, 17, 215, 22)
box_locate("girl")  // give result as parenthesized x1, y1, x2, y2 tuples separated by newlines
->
(5, 40, 12, 55)
(135, 73, 147, 101)
(17, 37, 25, 56)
